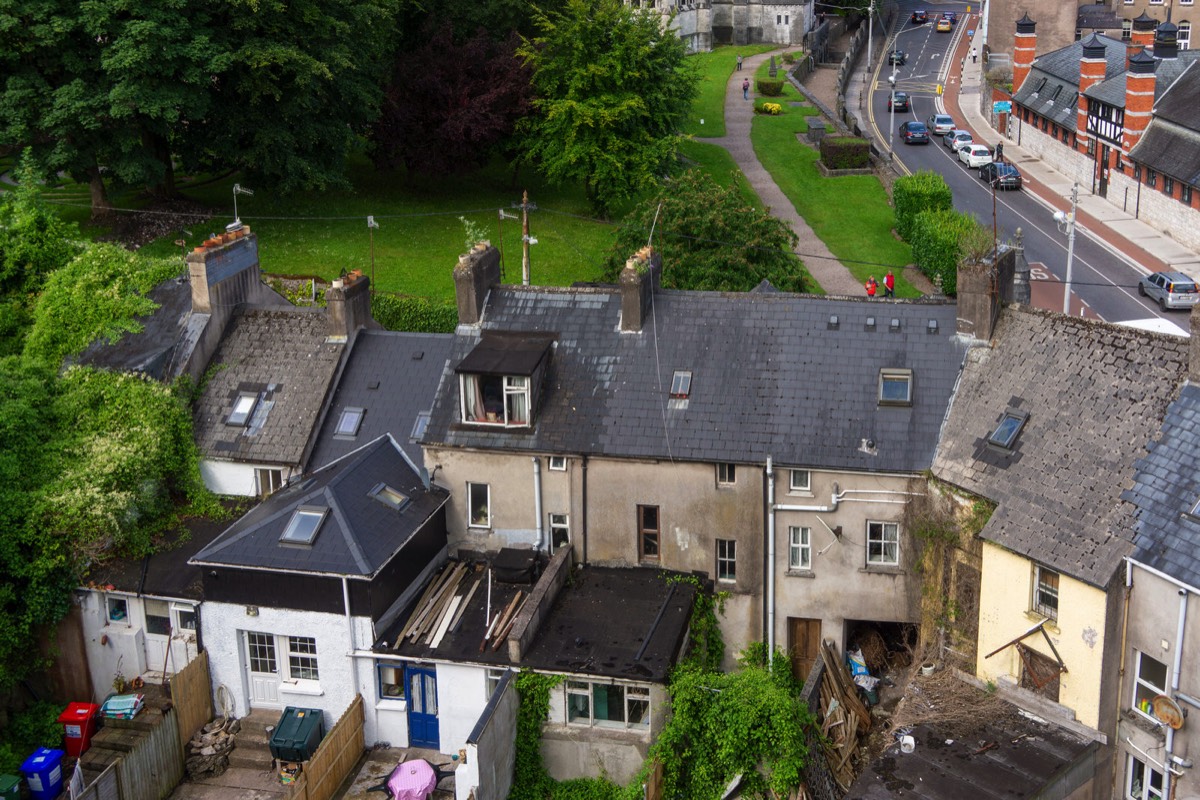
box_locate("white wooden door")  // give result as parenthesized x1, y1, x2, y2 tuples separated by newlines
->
(245, 631, 282, 707)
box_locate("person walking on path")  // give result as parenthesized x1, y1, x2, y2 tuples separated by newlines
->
(883, 270, 895, 297)
(737, 54, 743, 71)
(971, 46, 977, 64)
(742, 78, 750, 100)
(865, 276, 878, 297)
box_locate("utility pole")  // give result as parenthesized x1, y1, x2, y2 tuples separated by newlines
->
(1054, 184, 1079, 315)
(367, 216, 379, 296)
(498, 209, 519, 282)
(514, 190, 538, 286)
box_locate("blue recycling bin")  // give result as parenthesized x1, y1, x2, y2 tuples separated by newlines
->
(20, 748, 64, 800)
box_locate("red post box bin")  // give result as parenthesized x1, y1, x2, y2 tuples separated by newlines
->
(58, 703, 101, 758)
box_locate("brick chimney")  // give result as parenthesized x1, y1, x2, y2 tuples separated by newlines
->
(1013, 13, 1038, 95)
(1153, 21, 1179, 60)
(619, 246, 662, 333)
(325, 270, 375, 342)
(1123, 49, 1158, 154)
(1076, 34, 1109, 154)
(1131, 12, 1157, 51)
(956, 262, 999, 341)
(453, 242, 502, 326)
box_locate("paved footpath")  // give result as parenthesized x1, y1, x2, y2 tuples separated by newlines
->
(696, 50, 864, 297)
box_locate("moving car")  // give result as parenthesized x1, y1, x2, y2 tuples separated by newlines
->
(899, 121, 930, 144)
(979, 161, 1023, 190)
(927, 114, 955, 135)
(887, 49, 907, 65)
(936, 17, 952, 32)
(942, 11, 957, 24)
(911, 10, 928, 23)
(1138, 271, 1200, 310)
(888, 91, 910, 112)
(958, 143, 993, 168)
(942, 129, 973, 152)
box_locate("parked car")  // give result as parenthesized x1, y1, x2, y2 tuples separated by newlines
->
(887, 49, 907, 65)
(936, 16, 952, 32)
(959, 143, 993, 168)
(899, 121, 930, 144)
(927, 114, 955, 135)
(911, 10, 928, 23)
(942, 129, 973, 151)
(888, 91, 910, 112)
(979, 161, 1023, 190)
(1138, 271, 1200, 310)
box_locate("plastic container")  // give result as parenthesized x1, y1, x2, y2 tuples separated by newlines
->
(0, 775, 21, 800)
(59, 702, 102, 757)
(900, 735, 916, 754)
(269, 708, 325, 762)
(20, 748, 64, 800)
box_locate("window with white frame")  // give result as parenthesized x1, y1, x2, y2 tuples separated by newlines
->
(1122, 19, 1133, 40)
(1032, 565, 1060, 620)
(106, 596, 129, 624)
(548, 456, 567, 471)
(1127, 753, 1165, 800)
(549, 513, 570, 552)
(468, 482, 490, 528)
(565, 681, 651, 729)
(460, 374, 530, 427)
(287, 636, 319, 681)
(378, 663, 406, 699)
(717, 539, 737, 581)
(790, 469, 811, 492)
(879, 369, 913, 406)
(789, 526, 811, 570)
(1132, 651, 1168, 718)
(866, 521, 899, 566)
(487, 668, 507, 698)
(717, 463, 737, 486)
(1179, 20, 1191, 48)
(227, 392, 259, 426)
(335, 406, 365, 437)
(173, 604, 197, 631)
(256, 467, 283, 498)
(145, 599, 171, 636)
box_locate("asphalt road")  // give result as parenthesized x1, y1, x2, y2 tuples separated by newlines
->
(866, 4, 1188, 329)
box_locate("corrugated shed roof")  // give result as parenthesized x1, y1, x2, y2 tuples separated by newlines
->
(932, 307, 1188, 587)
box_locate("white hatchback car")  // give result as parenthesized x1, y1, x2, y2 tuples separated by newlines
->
(959, 144, 992, 168)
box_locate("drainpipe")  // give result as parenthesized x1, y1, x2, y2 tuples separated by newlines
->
(581, 456, 589, 565)
(766, 458, 776, 655)
(1164, 587, 1189, 799)
(533, 457, 544, 551)
(1114, 559, 1134, 800)
(342, 577, 359, 696)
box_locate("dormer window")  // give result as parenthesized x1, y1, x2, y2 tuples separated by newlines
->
(879, 369, 913, 406)
(228, 392, 259, 426)
(280, 507, 327, 546)
(456, 331, 553, 429)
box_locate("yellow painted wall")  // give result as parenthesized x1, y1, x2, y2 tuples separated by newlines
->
(976, 541, 1109, 730)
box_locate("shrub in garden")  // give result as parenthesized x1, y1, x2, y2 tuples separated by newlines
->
(371, 294, 458, 332)
(892, 170, 952, 240)
(818, 137, 871, 169)
(782, 52, 797, 64)
(909, 208, 987, 296)
(756, 78, 784, 96)
(758, 102, 783, 115)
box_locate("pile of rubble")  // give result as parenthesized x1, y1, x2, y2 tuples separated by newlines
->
(186, 716, 240, 780)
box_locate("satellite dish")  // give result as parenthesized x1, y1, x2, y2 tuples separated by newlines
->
(1153, 695, 1185, 730)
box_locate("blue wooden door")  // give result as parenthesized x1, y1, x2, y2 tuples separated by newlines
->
(406, 666, 440, 749)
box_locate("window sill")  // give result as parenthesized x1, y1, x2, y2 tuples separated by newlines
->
(1023, 612, 1060, 634)
(375, 698, 408, 712)
(786, 569, 815, 579)
(860, 565, 903, 575)
(786, 491, 815, 499)
(279, 681, 324, 697)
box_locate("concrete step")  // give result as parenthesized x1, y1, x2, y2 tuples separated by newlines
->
(227, 742, 274, 771)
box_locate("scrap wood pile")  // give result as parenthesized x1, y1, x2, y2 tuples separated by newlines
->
(395, 561, 529, 653)
(818, 639, 872, 792)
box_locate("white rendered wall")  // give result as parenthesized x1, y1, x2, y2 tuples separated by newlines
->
(199, 459, 294, 497)
(436, 663, 490, 756)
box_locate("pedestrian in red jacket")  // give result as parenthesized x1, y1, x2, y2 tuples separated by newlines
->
(883, 270, 895, 297)
(865, 276, 878, 297)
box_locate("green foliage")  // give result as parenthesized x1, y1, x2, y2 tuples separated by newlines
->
(550, 778, 622, 800)
(23, 243, 181, 367)
(964, 498, 996, 538)
(892, 170, 953, 241)
(910, 208, 987, 296)
(603, 170, 804, 293)
(510, 670, 562, 800)
(819, 137, 871, 170)
(0, 153, 82, 293)
(666, 573, 727, 672)
(518, 0, 698, 217)
(782, 52, 797, 64)
(0, 297, 33, 357)
(371, 294, 458, 333)
(756, 78, 784, 96)
(0, 702, 63, 774)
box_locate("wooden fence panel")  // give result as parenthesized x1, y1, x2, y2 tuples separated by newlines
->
(171, 649, 213, 748)
(76, 763, 120, 800)
(643, 760, 664, 800)
(116, 708, 185, 800)
(285, 694, 364, 800)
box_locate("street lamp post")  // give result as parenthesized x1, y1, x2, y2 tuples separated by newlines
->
(367, 216, 379, 296)
(1053, 183, 1079, 315)
(888, 70, 897, 155)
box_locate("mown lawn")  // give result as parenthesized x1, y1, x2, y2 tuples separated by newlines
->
(681, 44, 779, 138)
(747, 73, 918, 296)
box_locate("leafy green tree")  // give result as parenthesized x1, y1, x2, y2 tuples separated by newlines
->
(604, 171, 804, 292)
(0, 153, 83, 294)
(518, 0, 697, 217)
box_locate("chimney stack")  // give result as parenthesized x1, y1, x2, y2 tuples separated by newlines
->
(187, 225, 259, 314)
(956, 262, 999, 341)
(1153, 21, 1179, 60)
(1013, 14, 1038, 95)
(1131, 12, 1157, 51)
(1123, 49, 1158, 154)
(1076, 35, 1109, 154)
(325, 270, 375, 341)
(453, 242, 502, 326)
(619, 247, 661, 333)
(1012, 229, 1031, 306)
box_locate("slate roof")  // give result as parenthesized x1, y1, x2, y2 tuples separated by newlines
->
(308, 330, 452, 470)
(193, 307, 344, 466)
(1084, 51, 1200, 108)
(380, 564, 696, 683)
(1126, 384, 1200, 591)
(191, 435, 449, 578)
(932, 308, 1188, 587)
(1128, 62, 1200, 186)
(1014, 35, 1126, 131)
(424, 287, 969, 474)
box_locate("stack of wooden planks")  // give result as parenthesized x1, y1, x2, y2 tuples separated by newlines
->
(395, 562, 484, 649)
(479, 586, 528, 653)
(818, 639, 872, 792)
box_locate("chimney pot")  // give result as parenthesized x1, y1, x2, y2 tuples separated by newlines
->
(619, 248, 661, 333)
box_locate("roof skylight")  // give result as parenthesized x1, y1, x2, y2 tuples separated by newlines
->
(336, 406, 365, 437)
(227, 392, 259, 426)
(670, 370, 692, 399)
(370, 483, 410, 511)
(280, 507, 327, 546)
(988, 410, 1029, 450)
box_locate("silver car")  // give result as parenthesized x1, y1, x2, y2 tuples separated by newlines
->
(927, 114, 955, 135)
(942, 129, 973, 152)
(1138, 271, 1200, 310)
